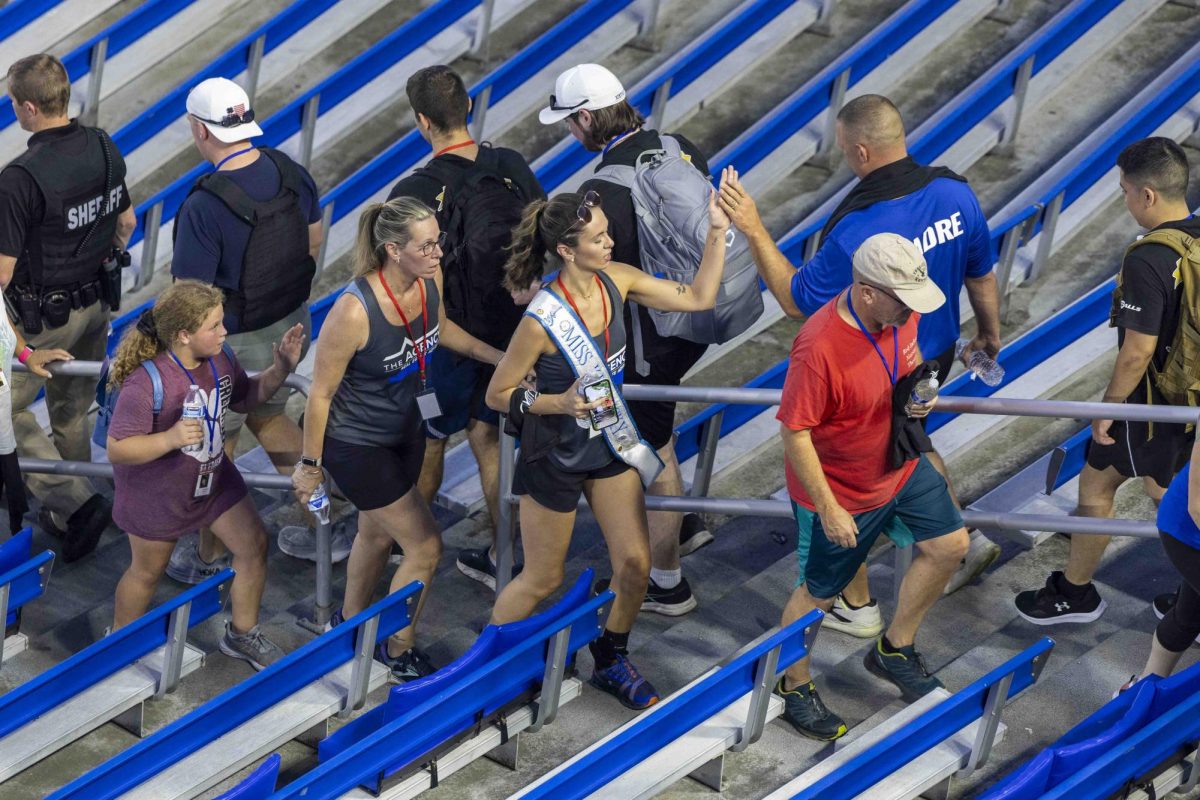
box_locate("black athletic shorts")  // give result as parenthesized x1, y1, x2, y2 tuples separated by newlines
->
(625, 338, 708, 450)
(323, 434, 426, 511)
(1086, 380, 1194, 490)
(513, 456, 630, 513)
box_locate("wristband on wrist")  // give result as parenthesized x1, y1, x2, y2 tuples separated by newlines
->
(17, 346, 33, 365)
(519, 389, 540, 414)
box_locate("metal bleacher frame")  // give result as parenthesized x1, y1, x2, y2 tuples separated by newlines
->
(0, 0, 197, 132)
(0, 528, 54, 667)
(48, 580, 422, 800)
(0, 569, 231, 786)
(768, 638, 1054, 800)
(263, 582, 614, 799)
(511, 608, 824, 799)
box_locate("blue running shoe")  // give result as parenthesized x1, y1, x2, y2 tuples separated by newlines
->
(590, 653, 659, 710)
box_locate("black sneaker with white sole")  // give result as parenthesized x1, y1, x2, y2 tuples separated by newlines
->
(1014, 571, 1107, 625)
(642, 577, 698, 616)
(456, 547, 523, 590)
(679, 513, 714, 556)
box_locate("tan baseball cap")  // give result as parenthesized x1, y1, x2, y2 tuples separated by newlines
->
(852, 233, 945, 314)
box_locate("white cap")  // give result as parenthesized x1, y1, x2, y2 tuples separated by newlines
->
(538, 64, 626, 125)
(186, 78, 263, 144)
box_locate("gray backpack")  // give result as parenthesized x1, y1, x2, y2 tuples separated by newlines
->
(596, 135, 762, 352)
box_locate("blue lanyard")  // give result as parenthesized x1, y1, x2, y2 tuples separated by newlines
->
(214, 147, 255, 171)
(168, 352, 221, 455)
(602, 129, 638, 157)
(846, 290, 899, 385)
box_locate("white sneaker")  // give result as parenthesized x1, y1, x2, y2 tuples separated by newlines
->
(277, 519, 354, 563)
(943, 532, 1001, 595)
(822, 595, 883, 638)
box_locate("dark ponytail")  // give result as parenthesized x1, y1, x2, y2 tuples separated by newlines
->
(503, 193, 589, 293)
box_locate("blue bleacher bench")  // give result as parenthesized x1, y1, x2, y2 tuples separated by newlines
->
(269, 574, 615, 799)
(0, 527, 54, 666)
(49, 580, 422, 800)
(0, 568, 231, 785)
(513, 608, 826, 799)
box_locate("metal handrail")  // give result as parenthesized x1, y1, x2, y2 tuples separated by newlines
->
(493, 386, 1198, 595)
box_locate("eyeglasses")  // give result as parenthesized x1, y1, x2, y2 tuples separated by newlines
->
(193, 107, 256, 128)
(548, 94, 587, 113)
(418, 231, 447, 258)
(859, 281, 907, 306)
(564, 190, 602, 237)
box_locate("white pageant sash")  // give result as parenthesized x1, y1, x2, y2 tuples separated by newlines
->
(526, 288, 663, 488)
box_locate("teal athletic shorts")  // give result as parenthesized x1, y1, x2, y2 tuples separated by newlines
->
(793, 455, 964, 599)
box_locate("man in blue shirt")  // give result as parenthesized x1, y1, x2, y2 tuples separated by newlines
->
(719, 95, 1003, 627)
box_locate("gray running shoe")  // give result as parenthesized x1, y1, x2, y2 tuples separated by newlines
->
(277, 518, 354, 563)
(166, 533, 229, 585)
(776, 678, 847, 740)
(864, 638, 943, 702)
(943, 532, 1001, 595)
(220, 622, 285, 671)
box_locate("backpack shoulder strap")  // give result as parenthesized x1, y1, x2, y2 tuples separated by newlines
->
(221, 342, 236, 365)
(1126, 229, 1193, 260)
(141, 360, 164, 418)
(594, 163, 637, 187)
(195, 172, 257, 226)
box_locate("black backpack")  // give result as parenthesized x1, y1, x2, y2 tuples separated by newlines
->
(175, 148, 315, 332)
(417, 144, 531, 348)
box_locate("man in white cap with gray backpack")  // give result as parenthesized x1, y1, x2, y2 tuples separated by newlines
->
(540, 64, 763, 616)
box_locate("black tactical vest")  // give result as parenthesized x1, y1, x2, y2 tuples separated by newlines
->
(177, 148, 315, 332)
(9, 123, 125, 289)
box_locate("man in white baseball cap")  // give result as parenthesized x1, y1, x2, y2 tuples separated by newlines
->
(538, 63, 627, 125)
(540, 63, 717, 618)
(185, 77, 263, 143)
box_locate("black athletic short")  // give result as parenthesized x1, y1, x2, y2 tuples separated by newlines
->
(323, 434, 426, 511)
(1085, 380, 1194, 490)
(625, 338, 708, 450)
(513, 456, 630, 513)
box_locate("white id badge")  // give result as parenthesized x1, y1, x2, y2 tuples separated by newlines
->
(194, 470, 214, 498)
(416, 388, 442, 420)
(0, 369, 8, 388)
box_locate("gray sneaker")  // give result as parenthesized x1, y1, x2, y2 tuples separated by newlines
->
(219, 622, 285, 671)
(166, 533, 229, 585)
(277, 517, 354, 563)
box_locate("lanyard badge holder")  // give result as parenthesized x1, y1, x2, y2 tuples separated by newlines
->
(379, 269, 442, 421)
(169, 353, 222, 497)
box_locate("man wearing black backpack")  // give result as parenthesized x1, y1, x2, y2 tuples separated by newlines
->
(170, 78, 333, 582)
(388, 66, 544, 589)
(540, 64, 723, 616)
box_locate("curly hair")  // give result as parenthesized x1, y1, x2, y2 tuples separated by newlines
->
(502, 193, 589, 293)
(109, 281, 225, 388)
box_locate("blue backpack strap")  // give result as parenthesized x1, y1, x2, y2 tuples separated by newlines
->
(141, 360, 164, 419)
(221, 342, 236, 364)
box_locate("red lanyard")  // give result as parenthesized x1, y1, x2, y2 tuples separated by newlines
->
(433, 139, 475, 158)
(556, 274, 609, 358)
(378, 268, 429, 384)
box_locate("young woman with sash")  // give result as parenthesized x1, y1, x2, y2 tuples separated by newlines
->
(486, 172, 733, 709)
(292, 197, 503, 681)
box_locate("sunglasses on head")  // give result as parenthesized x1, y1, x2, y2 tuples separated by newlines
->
(548, 94, 587, 113)
(568, 190, 601, 231)
(194, 107, 255, 128)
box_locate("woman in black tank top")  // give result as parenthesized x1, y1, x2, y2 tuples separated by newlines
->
(485, 181, 732, 709)
(292, 198, 503, 681)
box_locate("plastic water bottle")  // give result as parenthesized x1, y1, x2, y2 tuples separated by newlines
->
(956, 338, 1005, 387)
(907, 376, 939, 416)
(307, 481, 331, 525)
(181, 384, 204, 454)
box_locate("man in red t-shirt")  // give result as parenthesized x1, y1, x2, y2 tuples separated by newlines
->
(775, 233, 968, 740)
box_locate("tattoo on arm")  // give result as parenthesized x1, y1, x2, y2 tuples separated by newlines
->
(675, 283, 687, 295)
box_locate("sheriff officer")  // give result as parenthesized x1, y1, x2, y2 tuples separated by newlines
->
(0, 54, 135, 561)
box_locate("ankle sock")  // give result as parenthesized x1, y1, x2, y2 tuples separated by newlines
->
(1058, 574, 1092, 600)
(881, 635, 908, 655)
(841, 594, 871, 611)
(590, 628, 630, 669)
(649, 568, 682, 590)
